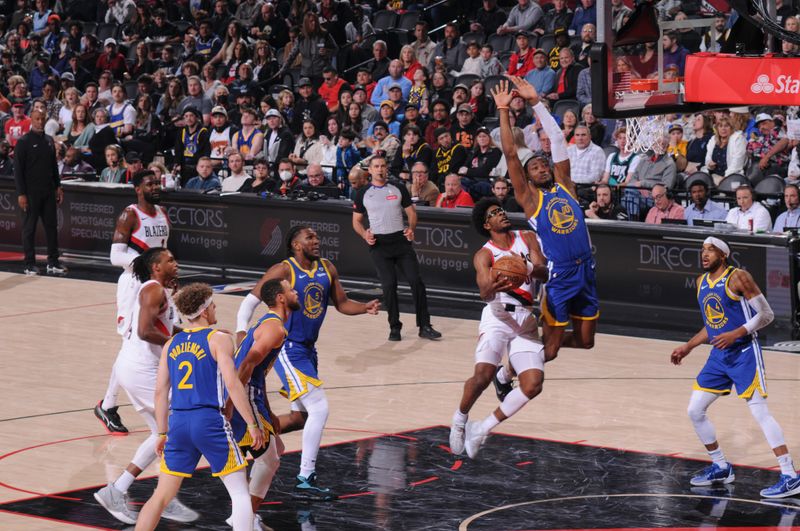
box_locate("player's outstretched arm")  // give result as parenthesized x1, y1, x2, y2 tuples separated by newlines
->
(213, 332, 265, 450)
(711, 269, 774, 350)
(154, 340, 173, 456)
(236, 262, 291, 344)
(327, 259, 380, 315)
(474, 248, 513, 301)
(508, 75, 575, 196)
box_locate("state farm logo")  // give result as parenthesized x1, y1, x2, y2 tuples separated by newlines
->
(259, 218, 282, 256)
(751, 74, 800, 95)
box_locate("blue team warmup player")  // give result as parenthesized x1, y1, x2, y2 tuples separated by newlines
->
(229, 278, 301, 527)
(671, 237, 800, 499)
(236, 225, 380, 500)
(135, 283, 266, 531)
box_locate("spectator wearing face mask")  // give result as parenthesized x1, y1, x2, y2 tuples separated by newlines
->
(275, 158, 301, 195)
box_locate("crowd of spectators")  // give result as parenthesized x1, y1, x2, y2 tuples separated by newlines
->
(0, 0, 798, 234)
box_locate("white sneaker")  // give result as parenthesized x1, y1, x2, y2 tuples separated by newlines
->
(464, 420, 488, 459)
(93, 483, 138, 524)
(449, 423, 466, 455)
(162, 497, 199, 523)
(226, 513, 271, 530)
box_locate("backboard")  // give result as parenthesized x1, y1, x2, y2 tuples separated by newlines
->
(592, 0, 743, 119)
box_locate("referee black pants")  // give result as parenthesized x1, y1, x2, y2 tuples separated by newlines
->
(370, 232, 430, 330)
(21, 188, 60, 267)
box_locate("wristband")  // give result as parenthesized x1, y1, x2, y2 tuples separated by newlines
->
(496, 106, 509, 110)
(247, 423, 258, 429)
(158, 432, 167, 437)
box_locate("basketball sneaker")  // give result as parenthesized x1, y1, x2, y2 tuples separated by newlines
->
(46, 263, 67, 276)
(689, 462, 735, 486)
(760, 474, 800, 498)
(94, 401, 129, 434)
(449, 422, 466, 455)
(492, 366, 513, 402)
(94, 483, 138, 524)
(225, 513, 273, 530)
(294, 473, 335, 501)
(23, 265, 40, 276)
(161, 497, 199, 522)
(464, 421, 488, 459)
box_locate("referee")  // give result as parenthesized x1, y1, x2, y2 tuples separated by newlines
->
(353, 155, 441, 341)
(14, 109, 65, 276)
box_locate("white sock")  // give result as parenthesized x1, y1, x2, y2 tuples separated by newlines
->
(480, 413, 500, 434)
(101, 366, 119, 410)
(249, 438, 280, 499)
(499, 387, 531, 419)
(708, 448, 728, 469)
(453, 410, 467, 425)
(113, 470, 136, 493)
(221, 469, 253, 531)
(778, 454, 798, 478)
(297, 387, 329, 479)
(495, 365, 511, 385)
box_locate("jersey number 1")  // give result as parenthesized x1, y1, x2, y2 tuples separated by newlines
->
(178, 361, 194, 390)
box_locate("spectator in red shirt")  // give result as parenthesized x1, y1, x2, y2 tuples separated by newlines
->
(356, 68, 376, 102)
(507, 31, 536, 76)
(318, 67, 348, 112)
(436, 173, 475, 208)
(96, 38, 128, 81)
(5, 103, 31, 148)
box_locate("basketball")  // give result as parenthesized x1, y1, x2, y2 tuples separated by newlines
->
(492, 255, 528, 289)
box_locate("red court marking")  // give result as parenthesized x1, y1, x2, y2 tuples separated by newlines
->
(0, 252, 23, 261)
(667, 453, 683, 457)
(338, 491, 376, 499)
(516, 461, 534, 467)
(438, 444, 452, 453)
(409, 476, 439, 487)
(0, 301, 115, 320)
(0, 508, 114, 530)
(451, 460, 463, 471)
(512, 528, 800, 531)
(325, 426, 419, 441)
(260, 501, 283, 506)
(570, 440, 587, 444)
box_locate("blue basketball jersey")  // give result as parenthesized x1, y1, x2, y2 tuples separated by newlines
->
(235, 311, 287, 395)
(697, 266, 754, 352)
(107, 102, 130, 135)
(167, 327, 224, 410)
(285, 257, 332, 345)
(527, 183, 593, 266)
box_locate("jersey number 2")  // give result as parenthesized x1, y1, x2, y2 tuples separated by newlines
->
(178, 361, 194, 390)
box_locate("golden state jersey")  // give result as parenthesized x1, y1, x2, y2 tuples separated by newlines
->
(128, 204, 170, 257)
(528, 183, 592, 266)
(482, 231, 535, 306)
(235, 311, 286, 397)
(167, 327, 225, 410)
(285, 257, 332, 345)
(697, 266, 754, 351)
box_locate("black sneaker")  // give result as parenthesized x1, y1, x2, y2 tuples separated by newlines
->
(46, 263, 68, 276)
(492, 365, 513, 402)
(23, 265, 40, 276)
(94, 401, 129, 435)
(419, 325, 442, 340)
(388, 327, 402, 341)
(294, 473, 335, 501)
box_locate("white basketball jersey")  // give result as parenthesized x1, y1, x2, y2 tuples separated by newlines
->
(210, 126, 232, 159)
(482, 230, 536, 307)
(121, 279, 175, 364)
(128, 204, 170, 257)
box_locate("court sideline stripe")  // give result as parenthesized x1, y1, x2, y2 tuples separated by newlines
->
(0, 301, 115, 319)
(3, 375, 799, 423)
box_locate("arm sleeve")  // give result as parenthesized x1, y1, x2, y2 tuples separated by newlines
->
(236, 293, 262, 333)
(743, 293, 774, 335)
(532, 101, 568, 163)
(353, 186, 367, 213)
(110, 243, 139, 268)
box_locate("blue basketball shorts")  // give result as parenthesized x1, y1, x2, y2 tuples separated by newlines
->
(274, 341, 323, 401)
(694, 340, 767, 399)
(541, 258, 599, 327)
(161, 408, 246, 477)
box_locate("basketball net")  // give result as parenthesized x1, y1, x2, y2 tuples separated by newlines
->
(625, 114, 668, 155)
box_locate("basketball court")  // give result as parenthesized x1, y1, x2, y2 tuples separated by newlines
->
(1, 271, 799, 530)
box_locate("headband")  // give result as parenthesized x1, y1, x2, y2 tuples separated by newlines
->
(183, 296, 213, 320)
(704, 236, 730, 258)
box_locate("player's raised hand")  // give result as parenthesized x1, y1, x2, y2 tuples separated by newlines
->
(490, 79, 514, 109)
(507, 75, 539, 105)
(670, 343, 691, 365)
(364, 299, 380, 315)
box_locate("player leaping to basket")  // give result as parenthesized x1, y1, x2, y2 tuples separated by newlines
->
(491, 76, 599, 370)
